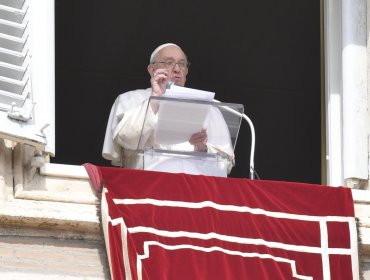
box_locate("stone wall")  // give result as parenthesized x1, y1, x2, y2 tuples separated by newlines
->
(0, 236, 109, 279)
(0, 141, 110, 279)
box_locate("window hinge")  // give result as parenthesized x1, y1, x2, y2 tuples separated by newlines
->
(7, 102, 35, 122)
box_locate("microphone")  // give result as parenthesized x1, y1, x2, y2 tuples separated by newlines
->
(166, 80, 175, 89)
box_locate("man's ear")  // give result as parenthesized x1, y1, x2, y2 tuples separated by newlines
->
(147, 64, 155, 76)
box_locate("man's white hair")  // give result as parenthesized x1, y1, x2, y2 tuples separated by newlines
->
(149, 43, 181, 64)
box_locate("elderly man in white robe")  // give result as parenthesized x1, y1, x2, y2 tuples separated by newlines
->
(102, 43, 235, 175)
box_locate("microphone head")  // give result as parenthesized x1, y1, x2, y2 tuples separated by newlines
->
(166, 80, 175, 89)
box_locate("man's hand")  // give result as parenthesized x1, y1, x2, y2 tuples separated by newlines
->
(151, 69, 170, 96)
(189, 129, 208, 152)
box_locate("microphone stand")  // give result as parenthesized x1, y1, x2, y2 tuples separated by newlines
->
(212, 99, 256, 180)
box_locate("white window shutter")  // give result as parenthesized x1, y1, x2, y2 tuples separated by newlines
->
(0, 0, 55, 154)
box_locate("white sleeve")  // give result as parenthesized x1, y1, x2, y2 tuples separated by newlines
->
(102, 90, 152, 163)
(114, 99, 157, 150)
(205, 107, 235, 174)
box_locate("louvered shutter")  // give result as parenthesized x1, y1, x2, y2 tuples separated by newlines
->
(0, 0, 55, 154)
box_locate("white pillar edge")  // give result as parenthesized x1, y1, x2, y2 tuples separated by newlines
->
(324, 0, 344, 186)
(342, 0, 369, 180)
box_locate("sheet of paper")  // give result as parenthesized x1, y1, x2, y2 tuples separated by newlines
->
(163, 85, 215, 101)
(154, 99, 211, 145)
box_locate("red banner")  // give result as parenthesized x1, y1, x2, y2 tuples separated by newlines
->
(84, 165, 359, 280)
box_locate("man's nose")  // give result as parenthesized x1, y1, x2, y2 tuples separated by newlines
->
(172, 63, 181, 72)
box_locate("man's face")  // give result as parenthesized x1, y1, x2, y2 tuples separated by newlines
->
(150, 46, 189, 86)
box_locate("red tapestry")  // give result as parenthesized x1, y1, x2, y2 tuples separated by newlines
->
(84, 165, 359, 280)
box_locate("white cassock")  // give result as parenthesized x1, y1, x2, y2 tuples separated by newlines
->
(102, 88, 235, 175)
